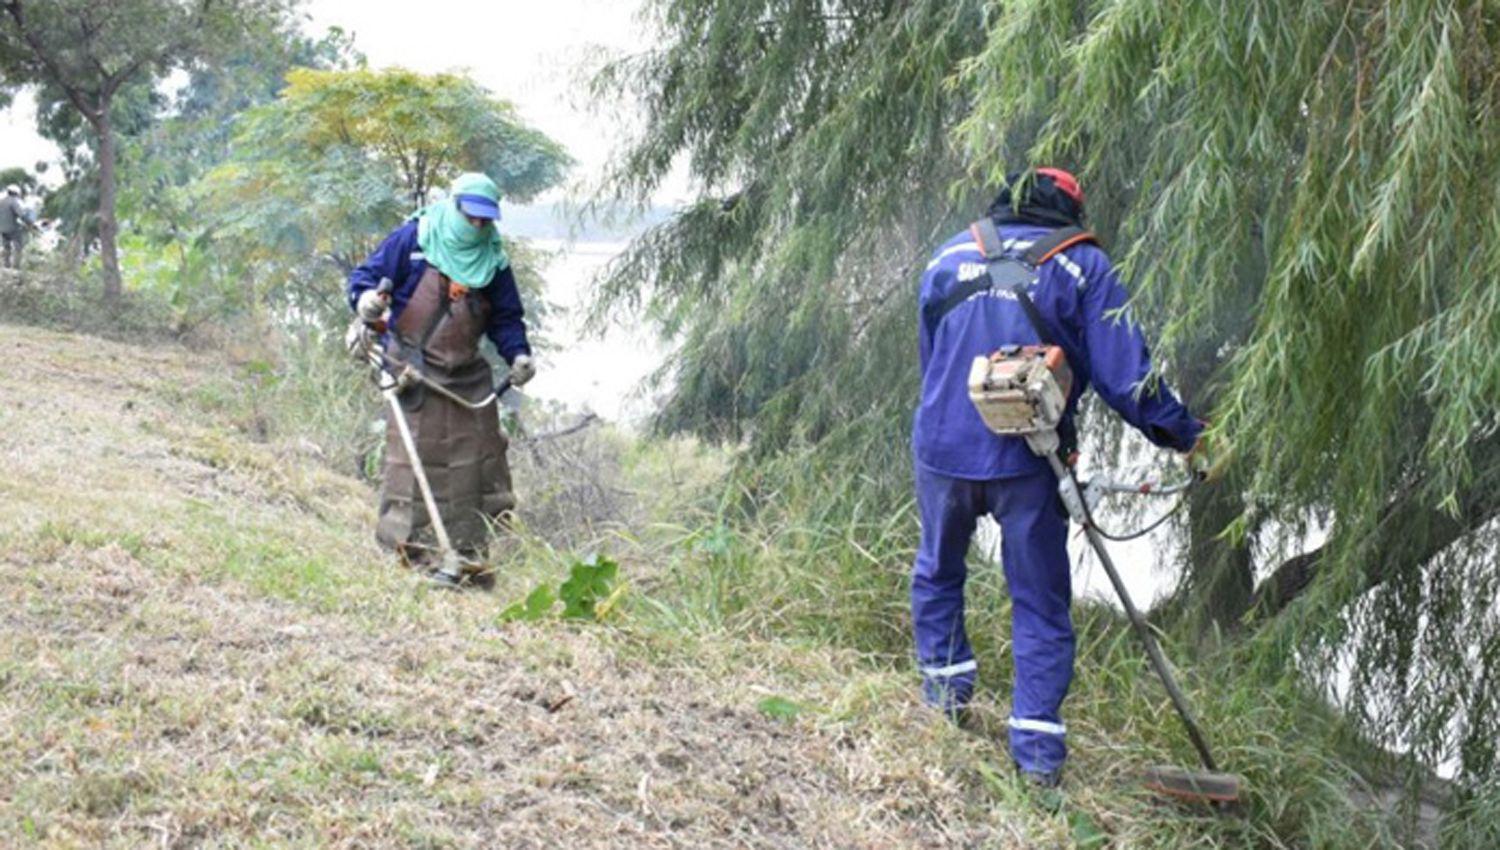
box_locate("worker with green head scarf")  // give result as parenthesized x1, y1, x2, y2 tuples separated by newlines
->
(346, 172, 536, 588)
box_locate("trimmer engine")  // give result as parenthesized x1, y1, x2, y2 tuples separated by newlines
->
(967, 345, 1073, 451)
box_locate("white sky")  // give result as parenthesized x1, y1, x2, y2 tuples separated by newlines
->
(1, 1, 666, 199)
(302, 0, 657, 202)
(0, 92, 63, 184)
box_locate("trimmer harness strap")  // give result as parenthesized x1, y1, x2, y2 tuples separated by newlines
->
(929, 219, 1096, 331)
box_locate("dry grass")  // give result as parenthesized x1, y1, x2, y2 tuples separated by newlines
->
(0, 324, 1065, 848)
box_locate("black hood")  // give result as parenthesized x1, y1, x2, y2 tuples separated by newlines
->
(986, 170, 1085, 228)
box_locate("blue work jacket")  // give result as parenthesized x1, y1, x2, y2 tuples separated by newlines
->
(347, 219, 532, 363)
(913, 223, 1202, 481)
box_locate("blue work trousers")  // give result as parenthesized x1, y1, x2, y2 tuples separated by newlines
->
(911, 464, 1075, 775)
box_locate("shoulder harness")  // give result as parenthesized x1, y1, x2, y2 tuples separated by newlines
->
(930, 219, 1097, 343)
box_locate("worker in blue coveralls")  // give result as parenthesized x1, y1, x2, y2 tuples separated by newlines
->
(911, 168, 1204, 789)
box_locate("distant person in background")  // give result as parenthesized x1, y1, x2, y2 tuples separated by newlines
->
(0, 185, 34, 270)
(346, 172, 535, 586)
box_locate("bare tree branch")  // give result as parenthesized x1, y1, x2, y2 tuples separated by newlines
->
(1253, 432, 1500, 620)
(517, 414, 601, 444)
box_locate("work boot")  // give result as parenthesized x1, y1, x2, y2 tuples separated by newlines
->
(1017, 766, 1065, 813)
(921, 677, 973, 725)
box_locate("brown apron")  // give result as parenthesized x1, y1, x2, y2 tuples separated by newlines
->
(375, 267, 516, 562)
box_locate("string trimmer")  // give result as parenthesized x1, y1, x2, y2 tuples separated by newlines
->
(968, 310, 1243, 806)
(348, 278, 514, 589)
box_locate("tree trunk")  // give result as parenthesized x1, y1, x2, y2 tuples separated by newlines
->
(1168, 334, 1255, 636)
(95, 103, 123, 301)
(1184, 483, 1254, 633)
(1251, 430, 1500, 620)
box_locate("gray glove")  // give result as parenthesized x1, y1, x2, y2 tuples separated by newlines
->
(509, 354, 536, 387)
(344, 318, 377, 362)
(356, 288, 389, 325)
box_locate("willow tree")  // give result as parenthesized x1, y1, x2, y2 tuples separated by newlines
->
(597, 0, 1500, 793)
(591, 0, 996, 517)
(959, 0, 1500, 788)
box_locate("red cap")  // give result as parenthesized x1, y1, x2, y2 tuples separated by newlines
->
(1036, 167, 1084, 206)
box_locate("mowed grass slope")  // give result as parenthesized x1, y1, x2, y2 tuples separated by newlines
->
(0, 324, 1032, 848)
(1, 322, 1449, 850)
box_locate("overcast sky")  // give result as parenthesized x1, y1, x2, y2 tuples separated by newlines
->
(1, 0, 666, 200)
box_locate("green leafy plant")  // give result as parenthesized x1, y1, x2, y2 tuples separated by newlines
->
(754, 696, 807, 722)
(497, 555, 622, 623)
(496, 584, 557, 623)
(557, 555, 620, 620)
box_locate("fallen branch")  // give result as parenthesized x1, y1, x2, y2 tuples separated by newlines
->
(517, 413, 600, 444)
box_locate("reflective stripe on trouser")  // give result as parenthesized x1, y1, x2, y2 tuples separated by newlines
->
(911, 465, 1075, 774)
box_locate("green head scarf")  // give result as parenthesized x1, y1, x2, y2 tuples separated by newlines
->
(416, 173, 510, 288)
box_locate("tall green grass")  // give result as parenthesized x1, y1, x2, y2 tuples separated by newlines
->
(611, 460, 1497, 849)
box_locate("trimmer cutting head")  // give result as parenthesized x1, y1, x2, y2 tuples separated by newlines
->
(1142, 766, 1244, 805)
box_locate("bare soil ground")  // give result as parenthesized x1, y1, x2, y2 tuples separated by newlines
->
(0, 324, 1032, 848)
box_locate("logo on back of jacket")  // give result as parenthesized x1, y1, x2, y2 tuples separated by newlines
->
(956, 261, 1022, 300)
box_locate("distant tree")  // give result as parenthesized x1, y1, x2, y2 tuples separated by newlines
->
(29, 77, 163, 262)
(113, 25, 361, 315)
(0, 0, 290, 299)
(198, 67, 572, 320)
(227, 67, 572, 210)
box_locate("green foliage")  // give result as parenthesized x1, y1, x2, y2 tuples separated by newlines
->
(589, 0, 1001, 552)
(754, 695, 808, 721)
(259, 67, 569, 207)
(642, 496, 914, 651)
(592, 1, 987, 449)
(1068, 811, 1107, 849)
(597, 0, 1500, 797)
(2, 260, 181, 341)
(958, 0, 1500, 787)
(499, 555, 622, 623)
(0, 0, 296, 296)
(109, 24, 361, 316)
(0, 167, 38, 194)
(0, 1, 282, 91)
(557, 554, 621, 619)
(497, 584, 558, 623)
(196, 66, 571, 326)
